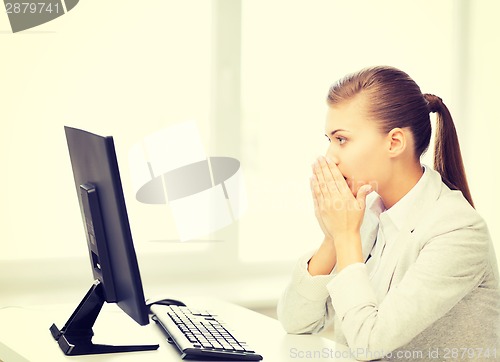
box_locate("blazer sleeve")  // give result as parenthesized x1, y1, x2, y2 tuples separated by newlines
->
(327, 222, 490, 360)
(277, 251, 336, 334)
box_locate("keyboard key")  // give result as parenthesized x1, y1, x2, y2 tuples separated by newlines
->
(211, 341, 224, 350)
(232, 344, 245, 352)
(240, 343, 255, 353)
(221, 342, 234, 350)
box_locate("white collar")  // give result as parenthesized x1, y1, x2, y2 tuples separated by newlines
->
(382, 164, 430, 231)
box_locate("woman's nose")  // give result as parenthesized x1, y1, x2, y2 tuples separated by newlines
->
(325, 147, 340, 165)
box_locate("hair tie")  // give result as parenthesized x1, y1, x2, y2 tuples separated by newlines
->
(424, 93, 442, 113)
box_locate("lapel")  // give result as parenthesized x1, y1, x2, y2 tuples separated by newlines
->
(373, 167, 445, 298)
(360, 193, 385, 262)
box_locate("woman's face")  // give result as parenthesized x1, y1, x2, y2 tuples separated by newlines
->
(324, 96, 389, 197)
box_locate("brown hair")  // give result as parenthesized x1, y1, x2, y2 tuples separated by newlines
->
(327, 66, 474, 207)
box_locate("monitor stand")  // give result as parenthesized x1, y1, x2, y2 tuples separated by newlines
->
(49, 280, 159, 355)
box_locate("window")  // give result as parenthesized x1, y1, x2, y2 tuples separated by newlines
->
(1, 0, 498, 280)
(0, 0, 214, 261)
(238, 0, 457, 262)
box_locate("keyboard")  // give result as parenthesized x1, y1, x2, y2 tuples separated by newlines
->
(150, 304, 263, 360)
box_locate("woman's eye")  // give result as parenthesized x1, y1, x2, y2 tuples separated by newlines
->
(336, 137, 346, 145)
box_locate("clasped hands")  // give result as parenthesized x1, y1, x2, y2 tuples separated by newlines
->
(310, 156, 373, 244)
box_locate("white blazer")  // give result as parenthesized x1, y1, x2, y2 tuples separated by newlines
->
(278, 167, 500, 361)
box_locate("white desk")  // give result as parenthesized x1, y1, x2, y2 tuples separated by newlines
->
(0, 297, 356, 361)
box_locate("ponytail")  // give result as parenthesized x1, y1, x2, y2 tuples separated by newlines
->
(424, 94, 474, 207)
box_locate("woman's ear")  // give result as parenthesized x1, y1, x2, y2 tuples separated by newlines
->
(386, 127, 407, 158)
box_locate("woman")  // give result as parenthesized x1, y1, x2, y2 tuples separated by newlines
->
(277, 66, 500, 361)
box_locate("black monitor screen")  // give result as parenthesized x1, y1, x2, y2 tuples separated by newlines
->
(64, 126, 149, 326)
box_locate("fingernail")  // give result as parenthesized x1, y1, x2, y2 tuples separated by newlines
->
(325, 157, 332, 164)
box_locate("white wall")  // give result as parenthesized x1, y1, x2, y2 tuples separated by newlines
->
(464, 1, 500, 262)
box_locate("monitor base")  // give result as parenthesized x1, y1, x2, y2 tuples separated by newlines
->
(49, 280, 159, 356)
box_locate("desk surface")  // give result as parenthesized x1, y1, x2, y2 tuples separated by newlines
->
(0, 297, 355, 362)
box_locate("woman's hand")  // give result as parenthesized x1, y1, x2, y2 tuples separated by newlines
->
(310, 156, 372, 239)
(310, 156, 372, 270)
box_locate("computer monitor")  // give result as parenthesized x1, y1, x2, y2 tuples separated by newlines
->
(49, 126, 159, 355)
